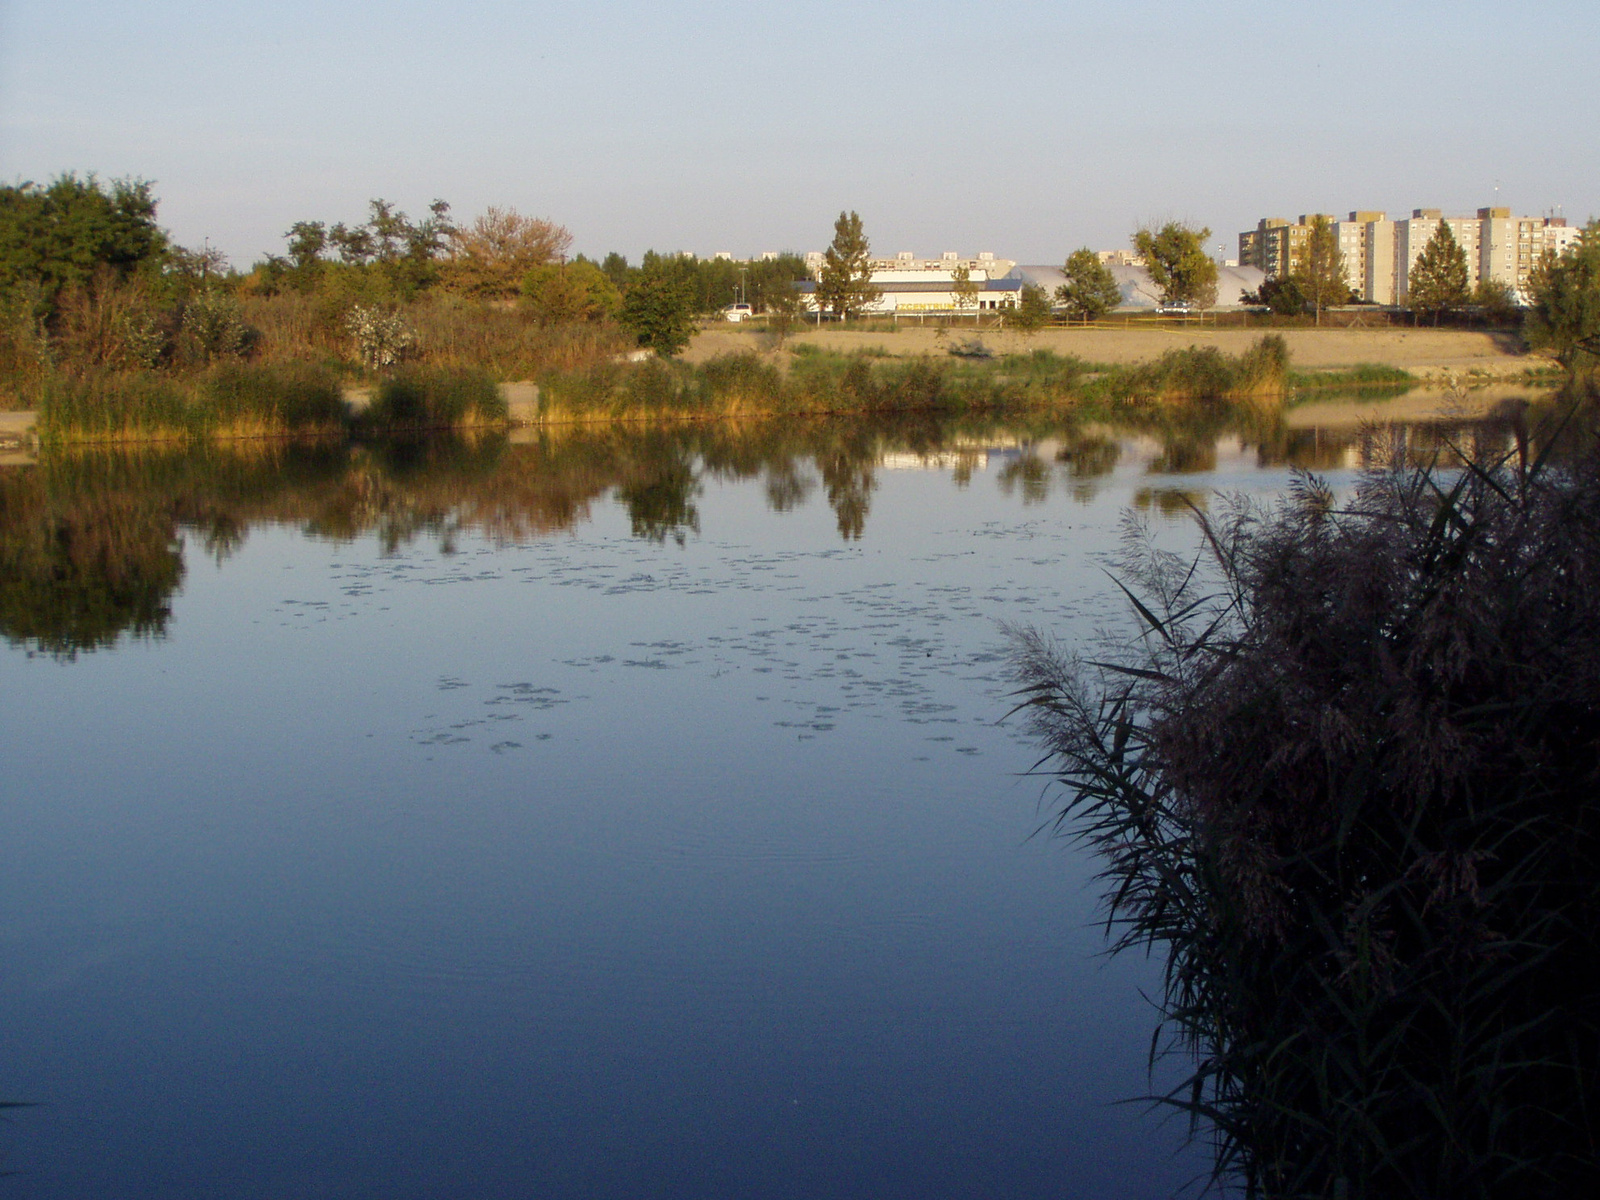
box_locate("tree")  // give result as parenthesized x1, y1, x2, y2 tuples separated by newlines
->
(1525, 221, 1600, 373)
(1406, 222, 1470, 324)
(619, 255, 695, 356)
(1056, 248, 1122, 322)
(1243, 276, 1309, 316)
(446, 207, 572, 299)
(1007, 283, 1053, 334)
(1471, 277, 1519, 325)
(520, 260, 619, 324)
(0, 173, 167, 309)
(1290, 214, 1348, 325)
(950, 263, 979, 324)
(763, 280, 806, 349)
(815, 211, 879, 320)
(1132, 222, 1218, 308)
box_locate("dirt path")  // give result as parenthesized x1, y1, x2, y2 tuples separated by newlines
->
(686, 326, 1543, 378)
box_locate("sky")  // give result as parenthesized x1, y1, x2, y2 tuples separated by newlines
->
(2, 0, 1596, 269)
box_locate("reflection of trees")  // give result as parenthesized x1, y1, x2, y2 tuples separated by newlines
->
(6, 400, 1580, 658)
(996, 453, 1051, 504)
(1056, 433, 1120, 479)
(763, 461, 816, 512)
(616, 460, 701, 546)
(1148, 435, 1217, 475)
(1134, 487, 1206, 518)
(0, 467, 184, 659)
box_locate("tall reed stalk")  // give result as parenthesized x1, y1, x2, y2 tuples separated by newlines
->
(1011, 409, 1600, 1198)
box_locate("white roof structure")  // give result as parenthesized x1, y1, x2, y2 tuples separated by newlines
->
(1014, 263, 1267, 310)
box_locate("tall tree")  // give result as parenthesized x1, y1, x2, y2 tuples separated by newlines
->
(815, 211, 879, 319)
(445, 207, 572, 299)
(1132, 222, 1218, 308)
(1056, 248, 1122, 322)
(949, 263, 979, 324)
(619, 255, 695, 356)
(1525, 220, 1600, 373)
(1407, 222, 1471, 324)
(1291, 214, 1347, 325)
(0, 173, 167, 307)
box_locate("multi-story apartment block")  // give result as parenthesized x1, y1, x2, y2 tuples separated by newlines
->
(1239, 216, 1336, 281)
(1241, 206, 1582, 305)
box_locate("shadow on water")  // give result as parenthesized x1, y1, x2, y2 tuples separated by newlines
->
(2, 389, 1588, 658)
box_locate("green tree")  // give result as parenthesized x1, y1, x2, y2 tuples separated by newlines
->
(1056, 248, 1122, 322)
(1525, 221, 1600, 373)
(619, 255, 695, 356)
(1007, 283, 1053, 333)
(763, 280, 806, 348)
(815, 211, 879, 320)
(0, 173, 167, 309)
(1406, 222, 1471, 324)
(1132, 221, 1218, 308)
(1290, 214, 1347, 325)
(950, 263, 979, 324)
(520, 260, 619, 324)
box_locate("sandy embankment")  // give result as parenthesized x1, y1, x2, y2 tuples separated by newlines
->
(684, 325, 1545, 381)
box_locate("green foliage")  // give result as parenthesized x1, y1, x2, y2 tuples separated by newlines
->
(1056, 249, 1122, 321)
(1407, 222, 1471, 320)
(950, 263, 979, 320)
(180, 288, 251, 363)
(1247, 276, 1309, 316)
(365, 366, 506, 429)
(1471, 277, 1519, 323)
(763, 280, 806, 347)
(199, 363, 345, 430)
(1289, 214, 1348, 322)
(520, 261, 619, 325)
(1007, 283, 1053, 333)
(1133, 221, 1218, 308)
(1012, 426, 1600, 1198)
(0, 173, 168, 310)
(1525, 221, 1600, 373)
(816, 211, 880, 319)
(619, 257, 695, 357)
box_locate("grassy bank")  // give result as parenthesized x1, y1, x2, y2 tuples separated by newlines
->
(538, 336, 1293, 423)
(32, 363, 505, 444)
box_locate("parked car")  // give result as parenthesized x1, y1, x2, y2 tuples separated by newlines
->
(1155, 301, 1194, 316)
(723, 303, 754, 323)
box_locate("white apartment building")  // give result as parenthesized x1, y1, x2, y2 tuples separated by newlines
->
(1253, 207, 1583, 305)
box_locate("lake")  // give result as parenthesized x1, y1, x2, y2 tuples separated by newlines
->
(0, 408, 1531, 1198)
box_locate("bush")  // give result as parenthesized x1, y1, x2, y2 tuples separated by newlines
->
(364, 366, 505, 430)
(1011, 422, 1600, 1198)
(200, 363, 346, 432)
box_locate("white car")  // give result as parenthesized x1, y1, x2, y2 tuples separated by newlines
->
(723, 303, 754, 323)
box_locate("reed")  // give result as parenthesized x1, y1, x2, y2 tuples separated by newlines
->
(361, 365, 507, 431)
(1010, 405, 1600, 1198)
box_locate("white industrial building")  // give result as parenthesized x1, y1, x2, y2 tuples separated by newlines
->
(799, 251, 1023, 315)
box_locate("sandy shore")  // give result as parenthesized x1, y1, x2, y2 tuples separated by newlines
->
(685, 325, 1545, 379)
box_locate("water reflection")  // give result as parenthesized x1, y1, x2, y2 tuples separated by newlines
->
(1, 396, 1581, 659)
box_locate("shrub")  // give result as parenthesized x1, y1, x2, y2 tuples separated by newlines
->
(1011, 422, 1600, 1198)
(200, 363, 346, 432)
(344, 303, 416, 370)
(365, 366, 505, 430)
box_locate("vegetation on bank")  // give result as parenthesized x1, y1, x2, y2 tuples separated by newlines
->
(537, 337, 1294, 423)
(1011, 399, 1600, 1198)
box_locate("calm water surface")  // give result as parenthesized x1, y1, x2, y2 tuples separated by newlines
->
(0, 413, 1518, 1198)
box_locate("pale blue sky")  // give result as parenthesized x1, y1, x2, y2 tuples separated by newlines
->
(2, 1, 1595, 267)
